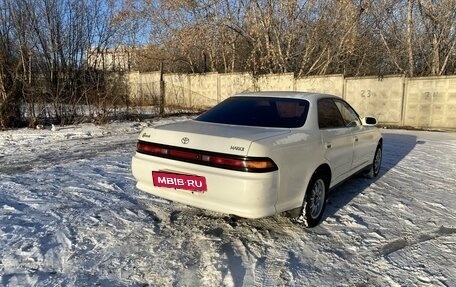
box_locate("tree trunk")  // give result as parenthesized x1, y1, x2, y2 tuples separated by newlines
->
(407, 0, 415, 77)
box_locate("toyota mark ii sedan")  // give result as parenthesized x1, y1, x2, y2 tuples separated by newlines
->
(131, 92, 382, 227)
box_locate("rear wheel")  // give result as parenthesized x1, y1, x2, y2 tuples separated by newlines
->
(295, 173, 328, 227)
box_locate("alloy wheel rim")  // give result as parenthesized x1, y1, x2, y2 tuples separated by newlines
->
(309, 179, 325, 219)
(374, 148, 382, 175)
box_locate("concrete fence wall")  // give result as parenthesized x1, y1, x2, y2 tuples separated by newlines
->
(404, 76, 456, 129)
(344, 76, 405, 125)
(127, 71, 456, 130)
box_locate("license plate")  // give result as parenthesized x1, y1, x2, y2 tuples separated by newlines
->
(152, 171, 207, 192)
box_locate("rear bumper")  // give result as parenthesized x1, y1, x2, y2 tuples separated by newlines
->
(131, 153, 280, 218)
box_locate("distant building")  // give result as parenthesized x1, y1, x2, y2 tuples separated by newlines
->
(86, 46, 136, 71)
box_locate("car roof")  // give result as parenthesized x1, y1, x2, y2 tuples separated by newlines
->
(233, 91, 340, 101)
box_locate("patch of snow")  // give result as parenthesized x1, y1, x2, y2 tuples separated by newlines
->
(1, 121, 456, 286)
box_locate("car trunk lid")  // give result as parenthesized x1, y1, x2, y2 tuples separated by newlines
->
(138, 120, 289, 156)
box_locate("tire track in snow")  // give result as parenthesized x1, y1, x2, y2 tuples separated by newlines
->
(210, 217, 304, 287)
(161, 211, 306, 287)
(377, 226, 456, 257)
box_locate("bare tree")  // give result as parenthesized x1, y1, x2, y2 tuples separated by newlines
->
(417, 0, 456, 75)
(0, 0, 23, 128)
(0, 0, 125, 128)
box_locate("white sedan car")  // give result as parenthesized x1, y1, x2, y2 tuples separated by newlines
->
(132, 92, 382, 227)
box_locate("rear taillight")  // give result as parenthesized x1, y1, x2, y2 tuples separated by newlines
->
(136, 141, 278, 173)
(137, 142, 167, 155)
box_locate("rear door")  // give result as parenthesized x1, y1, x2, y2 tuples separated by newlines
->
(318, 98, 354, 184)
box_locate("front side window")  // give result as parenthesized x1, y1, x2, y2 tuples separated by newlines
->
(318, 98, 345, 129)
(196, 96, 310, 128)
(334, 100, 361, 127)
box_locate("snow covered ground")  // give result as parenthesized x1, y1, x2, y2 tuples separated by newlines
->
(1, 118, 455, 287)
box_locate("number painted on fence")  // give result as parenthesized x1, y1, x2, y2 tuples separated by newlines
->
(361, 89, 373, 98)
(424, 91, 438, 100)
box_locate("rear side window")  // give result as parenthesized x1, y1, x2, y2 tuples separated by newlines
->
(318, 98, 345, 129)
(196, 96, 310, 128)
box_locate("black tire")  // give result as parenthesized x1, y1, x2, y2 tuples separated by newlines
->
(365, 144, 382, 178)
(296, 173, 328, 228)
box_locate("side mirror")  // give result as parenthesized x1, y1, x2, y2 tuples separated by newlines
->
(362, 116, 378, 126)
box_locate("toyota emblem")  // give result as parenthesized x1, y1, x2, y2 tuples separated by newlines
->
(181, 137, 190, 144)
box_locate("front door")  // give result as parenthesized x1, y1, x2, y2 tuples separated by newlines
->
(333, 99, 375, 170)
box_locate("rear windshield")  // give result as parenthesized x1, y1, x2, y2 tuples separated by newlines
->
(196, 96, 310, 128)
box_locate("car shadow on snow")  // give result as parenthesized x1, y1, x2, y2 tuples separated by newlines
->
(322, 132, 419, 223)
